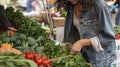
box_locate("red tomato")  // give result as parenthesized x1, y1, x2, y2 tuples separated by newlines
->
(39, 65, 44, 67)
(36, 58, 42, 64)
(24, 51, 34, 60)
(33, 52, 39, 57)
(43, 60, 50, 66)
(34, 56, 39, 62)
(25, 54, 33, 60)
(41, 56, 46, 61)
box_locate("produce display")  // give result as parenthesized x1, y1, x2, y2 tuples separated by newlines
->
(23, 51, 51, 67)
(0, 7, 90, 67)
(51, 54, 88, 67)
(0, 33, 43, 53)
(0, 43, 22, 55)
(114, 25, 120, 39)
(0, 52, 37, 67)
(48, 7, 67, 18)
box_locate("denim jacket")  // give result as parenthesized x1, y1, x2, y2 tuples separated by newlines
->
(63, 0, 116, 66)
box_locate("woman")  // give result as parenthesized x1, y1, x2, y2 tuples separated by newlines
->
(116, 0, 120, 26)
(56, 0, 116, 67)
(0, 5, 17, 36)
(26, 0, 32, 12)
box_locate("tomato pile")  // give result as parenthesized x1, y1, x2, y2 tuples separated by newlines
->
(23, 51, 51, 67)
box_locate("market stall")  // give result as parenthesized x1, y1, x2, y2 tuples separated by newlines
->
(0, 1, 90, 67)
(1, 0, 120, 67)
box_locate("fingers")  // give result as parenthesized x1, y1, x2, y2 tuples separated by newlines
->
(7, 30, 11, 36)
(69, 43, 81, 55)
(69, 49, 80, 55)
(10, 30, 15, 36)
(69, 49, 75, 55)
(9, 27, 17, 32)
(7, 30, 15, 36)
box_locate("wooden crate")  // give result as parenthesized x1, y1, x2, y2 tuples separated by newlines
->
(40, 10, 65, 28)
(52, 17, 65, 28)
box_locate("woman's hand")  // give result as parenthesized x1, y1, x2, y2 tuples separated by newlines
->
(69, 40, 83, 55)
(7, 27, 17, 36)
(69, 39, 92, 55)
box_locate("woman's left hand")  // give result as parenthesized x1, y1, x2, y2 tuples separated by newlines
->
(69, 39, 92, 55)
(69, 40, 83, 55)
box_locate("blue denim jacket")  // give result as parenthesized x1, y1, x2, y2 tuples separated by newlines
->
(63, 0, 116, 66)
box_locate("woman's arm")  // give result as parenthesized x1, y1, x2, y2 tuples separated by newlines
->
(70, 0, 115, 54)
(97, 0, 115, 46)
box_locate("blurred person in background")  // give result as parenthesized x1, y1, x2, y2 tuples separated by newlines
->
(48, 0, 55, 8)
(55, 0, 116, 67)
(18, 0, 27, 11)
(116, 0, 120, 26)
(109, 0, 118, 13)
(0, 5, 17, 36)
(31, 0, 38, 11)
(26, 0, 32, 12)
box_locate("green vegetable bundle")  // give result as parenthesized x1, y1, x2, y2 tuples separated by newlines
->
(0, 52, 37, 67)
(51, 54, 90, 67)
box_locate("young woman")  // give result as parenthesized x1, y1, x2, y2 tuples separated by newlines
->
(0, 5, 17, 36)
(56, 0, 116, 67)
(116, 0, 120, 26)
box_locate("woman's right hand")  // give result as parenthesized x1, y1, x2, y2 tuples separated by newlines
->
(7, 27, 17, 36)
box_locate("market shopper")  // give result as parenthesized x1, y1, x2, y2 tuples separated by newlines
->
(26, 0, 32, 12)
(48, 0, 55, 8)
(109, 0, 118, 13)
(55, 0, 116, 67)
(0, 5, 17, 36)
(116, 0, 120, 26)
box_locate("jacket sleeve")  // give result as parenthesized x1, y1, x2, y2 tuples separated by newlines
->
(0, 5, 10, 30)
(95, 0, 115, 47)
(63, 7, 80, 44)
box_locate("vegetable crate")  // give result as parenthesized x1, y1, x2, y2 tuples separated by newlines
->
(52, 17, 65, 28)
(40, 10, 65, 28)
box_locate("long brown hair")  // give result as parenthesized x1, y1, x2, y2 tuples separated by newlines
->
(55, 0, 95, 11)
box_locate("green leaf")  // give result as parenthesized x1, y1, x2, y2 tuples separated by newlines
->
(14, 61, 28, 66)
(3, 38, 10, 43)
(6, 59, 37, 67)
(65, 62, 69, 67)
(6, 62, 16, 67)
(0, 62, 6, 66)
(25, 60, 37, 67)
